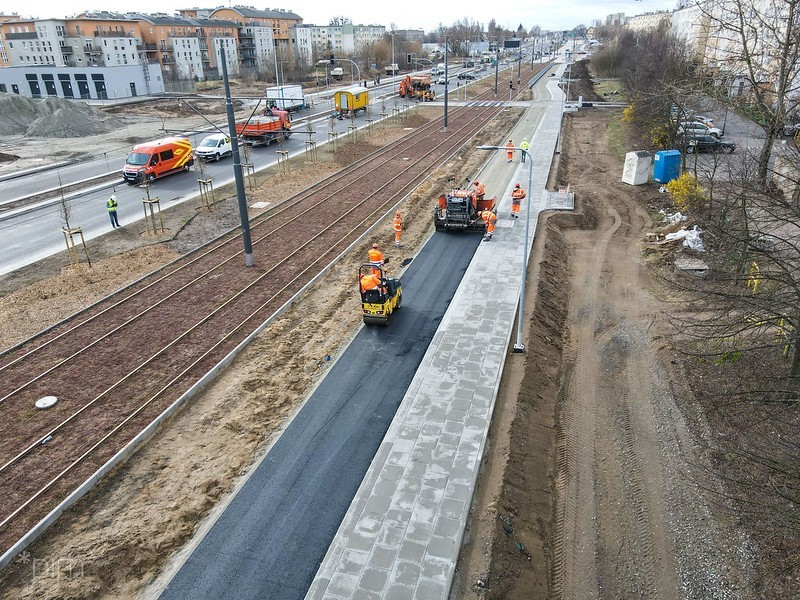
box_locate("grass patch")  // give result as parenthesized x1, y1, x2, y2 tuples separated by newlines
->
(593, 79, 628, 102)
(606, 114, 627, 161)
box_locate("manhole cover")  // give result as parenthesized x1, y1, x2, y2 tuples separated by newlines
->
(35, 396, 58, 410)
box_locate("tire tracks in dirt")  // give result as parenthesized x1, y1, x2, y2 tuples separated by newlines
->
(552, 115, 683, 599)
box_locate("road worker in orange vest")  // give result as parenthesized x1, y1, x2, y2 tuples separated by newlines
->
(511, 183, 526, 219)
(506, 139, 514, 163)
(368, 242, 384, 275)
(360, 271, 384, 294)
(393, 212, 403, 247)
(478, 209, 497, 241)
(473, 180, 485, 201)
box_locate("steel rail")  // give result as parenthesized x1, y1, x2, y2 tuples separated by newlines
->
(0, 104, 499, 483)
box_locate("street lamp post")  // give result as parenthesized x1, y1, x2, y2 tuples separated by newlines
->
(477, 144, 534, 353)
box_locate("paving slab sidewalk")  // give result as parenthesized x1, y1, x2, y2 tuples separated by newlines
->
(306, 73, 571, 600)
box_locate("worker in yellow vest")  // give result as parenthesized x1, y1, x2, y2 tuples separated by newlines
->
(106, 194, 120, 228)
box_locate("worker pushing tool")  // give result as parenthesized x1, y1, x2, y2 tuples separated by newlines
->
(478, 209, 497, 241)
(368, 242, 384, 275)
(511, 183, 526, 219)
(393, 212, 403, 247)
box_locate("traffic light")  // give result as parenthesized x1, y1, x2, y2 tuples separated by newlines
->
(329, 55, 334, 64)
(407, 53, 413, 64)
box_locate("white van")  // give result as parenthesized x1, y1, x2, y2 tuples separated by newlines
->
(195, 133, 232, 161)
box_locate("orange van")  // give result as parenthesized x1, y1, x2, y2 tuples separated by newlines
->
(122, 137, 194, 184)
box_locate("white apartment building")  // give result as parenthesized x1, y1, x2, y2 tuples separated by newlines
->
(213, 37, 239, 75)
(291, 23, 385, 66)
(238, 23, 274, 72)
(626, 11, 672, 32)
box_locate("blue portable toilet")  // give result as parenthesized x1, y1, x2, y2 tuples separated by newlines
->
(653, 150, 681, 184)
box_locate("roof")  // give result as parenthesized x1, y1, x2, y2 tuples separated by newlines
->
(212, 6, 302, 20)
(337, 86, 369, 95)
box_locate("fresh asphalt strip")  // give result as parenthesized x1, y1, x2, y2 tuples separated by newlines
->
(158, 229, 483, 600)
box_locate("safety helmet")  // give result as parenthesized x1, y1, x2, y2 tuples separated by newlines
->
(372, 243, 379, 248)
(110, 195, 116, 201)
(396, 211, 401, 216)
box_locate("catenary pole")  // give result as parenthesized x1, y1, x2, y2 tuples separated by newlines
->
(221, 46, 254, 267)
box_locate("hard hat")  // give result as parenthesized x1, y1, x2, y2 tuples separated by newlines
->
(372, 243, 379, 248)
(110, 195, 116, 201)
(396, 211, 401, 216)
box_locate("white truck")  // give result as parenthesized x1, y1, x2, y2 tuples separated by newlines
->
(265, 84, 306, 112)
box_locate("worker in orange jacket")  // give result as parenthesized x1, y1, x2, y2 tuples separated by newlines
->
(478, 209, 497, 241)
(506, 139, 514, 163)
(473, 180, 485, 201)
(392, 211, 403, 247)
(360, 271, 384, 294)
(368, 242, 384, 275)
(511, 183, 526, 219)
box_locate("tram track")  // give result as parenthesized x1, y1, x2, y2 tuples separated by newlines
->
(0, 65, 546, 558)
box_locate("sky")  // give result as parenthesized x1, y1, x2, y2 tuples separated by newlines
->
(2, 0, 677, 32)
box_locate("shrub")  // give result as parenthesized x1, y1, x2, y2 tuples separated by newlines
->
(665, 172, 705, 213)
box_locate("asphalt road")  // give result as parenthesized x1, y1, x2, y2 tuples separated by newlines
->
(156, 229, 482, 600)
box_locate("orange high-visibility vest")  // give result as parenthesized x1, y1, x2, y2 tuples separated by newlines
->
(360, 273, 381, 293)
(368, 248, 384, 265)
(512, 187, 526, 203)
(393, 215, 403, 232)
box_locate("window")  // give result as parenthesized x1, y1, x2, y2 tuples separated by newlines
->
(0, 84, 6, 92)
(160, 149, 174, 161)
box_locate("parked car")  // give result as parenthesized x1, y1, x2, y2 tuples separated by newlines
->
(782, 122, 800, 137)
(678, 121, 723, 138)
(437, 75, 448, 85)
(686, 134, 735, 154)
(692, 115, 714, 127)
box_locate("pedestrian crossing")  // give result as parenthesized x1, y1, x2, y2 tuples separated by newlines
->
(465, 100, 509, 107)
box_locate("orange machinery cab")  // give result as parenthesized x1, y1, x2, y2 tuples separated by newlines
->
(122, 136, 194, 184)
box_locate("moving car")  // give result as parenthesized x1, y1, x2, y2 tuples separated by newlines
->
(437, 75, 448, 85)
(122, 137, 194, 184)
(678, 121, 723, 138)
(457, 71, 477, 80)
(686, 134, 735, 154)
(194, 133, 232, 162)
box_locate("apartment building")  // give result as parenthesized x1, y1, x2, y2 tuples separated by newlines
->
(291, 23, 385, 66)
(209, 6, 300, 58)
(626, 11, 672, 32)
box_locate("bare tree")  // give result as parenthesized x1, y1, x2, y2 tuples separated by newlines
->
(702, 0, 800, 183)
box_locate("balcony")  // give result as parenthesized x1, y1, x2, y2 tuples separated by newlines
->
(59, 45, 74, 54)
(159, 44, 174, 52)
(95, 30, 133, 38)
(144, 43, 158, 52)
(85, 47, 103, 55)
(162, 56, 176, 64)
(5, 32, 37, 40)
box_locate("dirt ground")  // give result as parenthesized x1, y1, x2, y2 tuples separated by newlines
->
(0, 90, 523, 598)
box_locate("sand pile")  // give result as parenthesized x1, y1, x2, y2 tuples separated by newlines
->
(0, 94, 122, 138)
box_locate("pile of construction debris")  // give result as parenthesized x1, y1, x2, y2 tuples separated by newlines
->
(0, 94, 122, 138)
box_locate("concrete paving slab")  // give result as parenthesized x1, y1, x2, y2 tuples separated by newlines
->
(306, 72, 569, 599)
